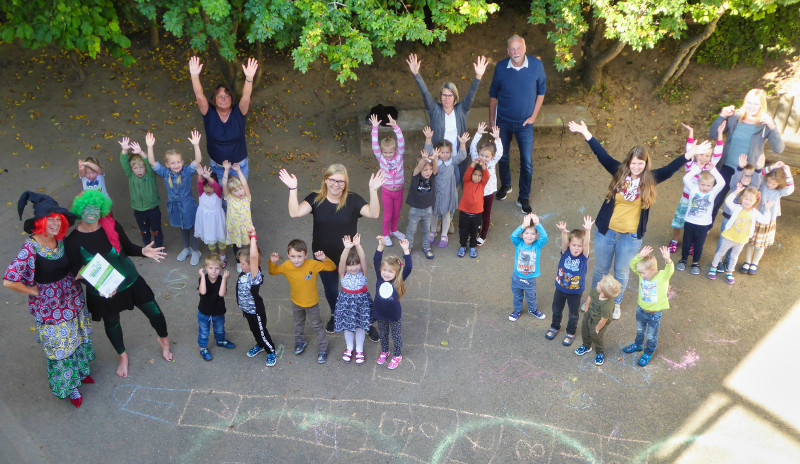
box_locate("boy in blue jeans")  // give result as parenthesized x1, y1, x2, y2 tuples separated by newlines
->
(508, 213, 548, 321)
(623, 245, 674, 366)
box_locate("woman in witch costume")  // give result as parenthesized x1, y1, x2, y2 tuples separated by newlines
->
(4, 192, 95, 408)
(64, 190, 170, 378)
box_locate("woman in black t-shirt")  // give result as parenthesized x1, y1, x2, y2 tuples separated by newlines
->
(278, 165, 385, 334)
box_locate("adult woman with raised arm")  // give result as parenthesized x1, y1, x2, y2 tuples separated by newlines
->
(568, 120, 704, 320)
(278, 165, 386, 340)
(189, 56, 257, 180)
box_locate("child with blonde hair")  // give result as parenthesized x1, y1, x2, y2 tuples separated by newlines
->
(119, 137, 163, 247)
(508, 213, 548, 322)
(575, 274, 621, 366)
(622, 246, 674, 367)
(676, 165, 725, 274)
(197, 253, 234, 361)
(426, 130, 469, 248)
(374, 236, 412, 369)
(238, 226, 277, 366)
(369, 113, 406, 246)
(195, 166, 227, 265)
(469, 122, 503, 246)
(146, 131, 203, 264)
(334, 234, 373, 364)
(78, 156, 110, 198)
(222, 160, 253, 272)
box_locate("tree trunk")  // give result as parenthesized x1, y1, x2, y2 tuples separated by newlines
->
(580, 11, 626, 89)
(69, 50, 86, 83)
(658, 6, 727, 87)
(150, 18, 159, 47)
(252, 42, 264, 89)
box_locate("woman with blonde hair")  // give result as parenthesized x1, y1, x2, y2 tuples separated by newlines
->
(568, 120, 698, 320)
(278, 165, 385, 339)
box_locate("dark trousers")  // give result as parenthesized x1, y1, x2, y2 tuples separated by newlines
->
(104, 300, 168, 355)
(243, 306, 275, 354)
(682, 222, 712, 263)
(458, 210, 482, 248)
(318, 269, 340, 317)
(551, 289, 582, 335)
(711, 165, 735, 224)
(479, 194, 494, 239)
(580, 314, 609, 355)
(133, 207, 163, 247)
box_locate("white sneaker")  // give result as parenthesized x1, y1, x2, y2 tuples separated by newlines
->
(476, 237, 485, 246)
(612, 304, 621, 320)
(176, 248, 191, 262)
(391, 230, 406, 240)
(383, 235, 393, 247)
(190, 250, 201, 266)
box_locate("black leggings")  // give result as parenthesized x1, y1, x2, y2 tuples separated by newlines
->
(103, 301, 168, 354)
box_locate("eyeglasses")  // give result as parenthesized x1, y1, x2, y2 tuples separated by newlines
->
(326, 178, 346, 187)
(440, 93, 455, 99)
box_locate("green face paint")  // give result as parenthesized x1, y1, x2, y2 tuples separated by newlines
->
(81, 205, 101, 224)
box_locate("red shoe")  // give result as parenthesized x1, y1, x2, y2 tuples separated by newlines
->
(70, 396, 82, 408)
(82, 375, 95, 384)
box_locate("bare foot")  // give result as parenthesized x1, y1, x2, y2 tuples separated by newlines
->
(158, 337, 173, 362)
(116, 352, 129, 378)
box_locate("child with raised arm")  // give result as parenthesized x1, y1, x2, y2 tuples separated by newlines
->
(456, 159, 489, 258)
(197, 254, 234, 361)
(404, 145, 439, 259)
(547, 216, 593, 347)
(237, 226, 277, 366)
(374, 236, 412, 370)
(269, 239, 336, 364)
(427, 131, 469, 248)
(508, 213, 548, 322)
(78, 157, 110, 198)
(623, 246, 674, 366)
(147, 131, 203, 265)
(668, 123, 724, 252)
(334, 234, 373, 364)
(119, 137, 163, 247)
(469, 122, 503, 246)
(709, 184, 771, 284)
(222, 160, 253, 271)
(677, 164, 725, 274)
(742, 161, 795, 274)
(195, 166, 227, 265)
(369, 113, 406, 246)
(575, 275, 621, 366)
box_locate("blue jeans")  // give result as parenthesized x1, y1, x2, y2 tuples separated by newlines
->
(592, 229, 642, 305)
(133, 206, 163, 247)
(634, 306, 662, 356)
(497, 119, 534, 200)
(511, 273, 538, 313)
(197, 311, 226, 348)
(209, 157, 249, 182)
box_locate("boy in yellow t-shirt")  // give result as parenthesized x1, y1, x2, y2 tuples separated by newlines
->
(269, 239, 336, 364)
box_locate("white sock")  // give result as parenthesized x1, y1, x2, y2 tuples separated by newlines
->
(344, 331, 354, 351)
(355, 328, 366, 352)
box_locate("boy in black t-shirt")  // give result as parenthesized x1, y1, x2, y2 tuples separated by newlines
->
(405, 147, 440, 259)
(198, 253, 235, 361)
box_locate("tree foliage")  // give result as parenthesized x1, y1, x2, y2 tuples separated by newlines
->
(0, 0, 133, 64)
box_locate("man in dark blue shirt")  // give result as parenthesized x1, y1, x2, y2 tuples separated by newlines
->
(489, 35, 547, 213)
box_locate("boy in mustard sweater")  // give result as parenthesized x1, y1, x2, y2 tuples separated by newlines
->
(623, 245, 675, 367)
(269, 239, 336, 364)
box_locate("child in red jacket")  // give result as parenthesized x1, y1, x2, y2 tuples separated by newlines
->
(457, 159, 489, 258)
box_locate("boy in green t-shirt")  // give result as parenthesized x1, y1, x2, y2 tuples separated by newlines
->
(119, 137, 164, 247)
(623, 245, 674, 366)
(575, 275, 621, 366)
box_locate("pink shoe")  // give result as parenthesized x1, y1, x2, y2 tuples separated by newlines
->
(342, 349, 352, 363)
(376, 352, 389, 365)
(388, 356, 402, 369)
(668, 240, 677, 253)
(355, 352, 365, 364)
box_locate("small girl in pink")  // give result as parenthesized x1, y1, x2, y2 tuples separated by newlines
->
(369, 113, 406, 247)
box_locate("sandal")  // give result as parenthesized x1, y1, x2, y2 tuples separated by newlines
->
(726, 273, 735, 284)
(748, 264, 759, 275)
(342, 349, 352, 363)
(562, 334, 575, 346)
(376, 351, 389, 365)
(423, 246, 434, 259)
(545, 328, 558, 340)
(438, 235, 448, 248)
(355, 352, 365, 364)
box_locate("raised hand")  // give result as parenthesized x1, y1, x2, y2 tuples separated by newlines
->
(246, 225, 256, 236)
(522, 215, 532, 228)
(490, 125, 500, 140)
(476, 121, 487, 135)
(760, 113, 776, 130)
(431, 147, 441, 160)
(130, 141, 143, 155)
(232, 162, 242, 173)
(342, 235, 354, 249)
(399, 238, 410, 253)
(198, 268, 206, 277)
(717, 119, 727, 137)
(270, 252, 280, 263)
(278, 168, 298, 189)
(735, 182, 744, 193)
(118, 137, 131, 151)
(568, 120, 592, 140)
(406, 54, 421, 75)
(720, 105, 735, 118)
(583, 215, 594, 230)
(145, 132, 155, 147)
(556, 221, 568, 232)
(188, 129, 201, 145)
(422, 125, 433, 141)
(242, 57, 258, 80)
(222, 270, 230, 280)
(314, 251, 327, 261)
(189, 56, 203, 76)
(458, 132, 470, 145)
(369, 113, 380, 128)
(201, 165, 213, 179)
(473, 55, 488, 79)
(368, 170, 386, 190)
(638, 246, 653, 258)
(386, 113, 398, 128)
(352, 233, 361, 247)
(222, 160, 232, 171)
(686, 140, 712, 160)
(659, 246, 670, 260)
(421, 149, 431, 163)
(680, 122, 693, 138)
(738, 154, 748, 169)
(529, 213, 540, 225)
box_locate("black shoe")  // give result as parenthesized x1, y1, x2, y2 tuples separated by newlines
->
(368, 325, 380, 342)
(325, 317, 335, 334)
(516, 198, 532, 214)
(495, 185, 511, 201)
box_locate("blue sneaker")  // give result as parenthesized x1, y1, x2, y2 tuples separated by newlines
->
(508, 311, 521, 322)
(595, 354, 605, 365)
(216, 340, 236, 349)
(247, 345, 264, 358)
(295, 341, 307, 355)
(623, 343, 643, 353)
(200, 348, 213, 361)
(575, 345, 592, 356)
(469, 247, 477, 258)
(529, 309, 546, 320)
(638, 353, 652, 366)
(457, 247, 466, 257)
(317, 352, 328, 364)
(266, 353, 277, 366)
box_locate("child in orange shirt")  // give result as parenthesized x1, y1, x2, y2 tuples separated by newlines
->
(457, 159, 489, 258)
